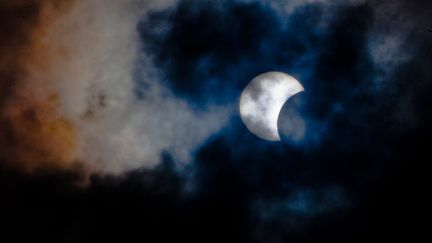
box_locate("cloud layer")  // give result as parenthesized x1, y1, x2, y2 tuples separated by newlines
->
(1, 0, 230, 173)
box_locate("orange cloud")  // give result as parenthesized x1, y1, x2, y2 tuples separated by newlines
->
(2, 94, 77, 172)
(0, 0, 80, 173)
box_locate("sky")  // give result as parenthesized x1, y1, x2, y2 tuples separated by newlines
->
(0, 0, 431, 242)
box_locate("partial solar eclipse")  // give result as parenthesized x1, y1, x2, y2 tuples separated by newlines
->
(239, 71, 304, 141)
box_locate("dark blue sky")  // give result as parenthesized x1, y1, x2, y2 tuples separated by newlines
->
(138, 0, 431, 241)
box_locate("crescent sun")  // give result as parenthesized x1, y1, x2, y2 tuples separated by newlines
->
(239, 71, 305, 141)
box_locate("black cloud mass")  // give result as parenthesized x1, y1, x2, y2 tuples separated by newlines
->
(1, 0, 432, 242)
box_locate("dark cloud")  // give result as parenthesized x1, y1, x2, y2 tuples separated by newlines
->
(138, 0, 324, 104)
(136, 0, 431, 241)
